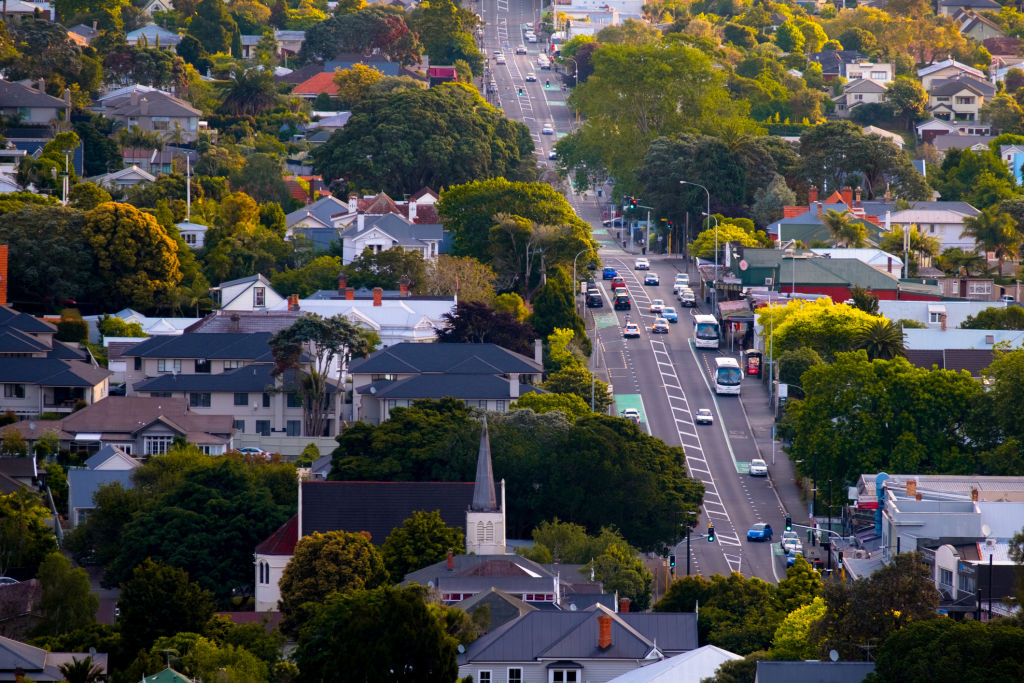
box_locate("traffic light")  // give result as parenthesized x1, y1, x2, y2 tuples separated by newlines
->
(669, 554, 676, 567)
(518, 87, 523, 96)
(785, 515, 792, 532)
(630, 196, 638, 210)
(545, 79, 550, 88)
(837, 551, 844, 569)
(707, 524, 716, 543)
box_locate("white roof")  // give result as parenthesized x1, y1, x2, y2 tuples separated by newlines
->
(809, 247, 904, 268)
(879, 300, 1001, 328)
(276, 299, 455, 328)
(606, 645, 742, 683)
(888, 208, 970, 222)
(918, 59, 984, 79)
(903, 328, 1024, 350)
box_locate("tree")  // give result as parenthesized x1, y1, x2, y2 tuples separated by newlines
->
(885, 77, 929, 131)
(849, 284, 879, 315)
(933, 147, 1016, 205)
(542, 365, 612, 414)
(822, 209, 867, 248)
(756, 299, 884, 361)
(777, 347, 822, 399)
(271, 255, 343, 298)
(188, 0, 237, 52)
(278, 530, 389, 637)
(962, 306, 1024, 329)
(82, 202, 183, 311)
(878, 226, 941, 276)
(962, 207, 1019, 275)
(0, 488, 56, 576)
(300, 8, 420, 65)
(35, 552, 97, 637)
(689, 223, 764, 259)
(344, 246, 427, 292)
(119, 558, 215, 657)
(380, 510, 464, 583)
(853, 318, 906, 360)
(529, 268, 588, 351)
(436, 301, 537, 356)
(512, 392, 591, 420)
(751, 174, 796, 227)
(410, 0, 481, 72)
(68, 182, 111, 211)
(587, 542, 654, 610)
(771, 596, 825, 661)
(312, 84, 533, 197)
(812, 552, 939, 660)
(146, 632, 270, 683)
(982, 92, 1024, 135)
(776, 555, 822, 613)
(422, 255, 496, 304)
(775, 21, 806, 52)
(333, 63, 385, 106)
(294, 585, 459, 683)
(219, 68, 278, 115)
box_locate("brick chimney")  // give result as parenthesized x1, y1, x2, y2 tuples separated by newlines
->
(619, 597, 631, 613)
(841, 186, 853, 207)
(140, 97, 150, 115)
(808, 186, 818, 204)
(338, 271, 347, 295)
(345, 288, 355, 300)
(348, 193, 358, 212)
(0, 245, 8, 306)
(816, 201, 823, 218)
(399, 275, 410, 298)
(941, 313, 947, 331)
(971, 487, 979, 502)
(130, 89, 139, 106)
(447, 550, 454, 571)
(597, 615, 612, 649)
(372, 287, 383, 306)
(855, 186, 862, 207)
(287, 294, 300, 311)
(906, 479, 916, 498)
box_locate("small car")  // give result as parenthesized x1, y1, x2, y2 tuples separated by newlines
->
(611, 276, 626, 289)
(675, 273, 690, 287)
(614, 294, 631, 310)
(678, 289, 696, 307)
(493, 49, 502, 55)
(749, 458, 768, 476)
(0, 577, 19, 586)
(662, 306, 678, 323)
(695, 408, 713, 425)
(542, 124, 554, 135)
(586, 292, 603, 308)
(781, 530, 799, 546)
(621, 408, 641, 424)
(602, 267, 617, 280)
(548, 150, 558, 160)
(602, 217, 623, 227)
(495, 53, 506, 64)
(525, 72, 537, 82)
(644, 272, 660, 286)
(747, 523, 774, 542)
(237, 447, 265, 456)
(634, 258, 650, 270)
(623, 322, 641, 338)
(515, 45, 528, 54)
(651, 318, 670, 334)
(783, 536, 803, 555)
(786, 550, 805, 567)
(650, 299, 665, 314)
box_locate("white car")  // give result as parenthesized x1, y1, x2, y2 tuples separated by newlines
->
(634, 258, 650, 270)
(496, 54, 506, 64)
(623, 322, 641, 338)
(672, 275, 690, 294)
(782, 535, 802, 555)
(749, 458, 768, 476)
(542, 124, 554, 135)
(695, 408, 713, 425)
(650, 299, 665, 313)
(525, 72, 537, 82)
(0, 577, 19, 586)
(621, 408, 641, 424)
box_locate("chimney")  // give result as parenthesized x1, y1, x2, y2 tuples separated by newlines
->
(619, 597, 631, 613)
(446, 550, 454, 571)
(357, 211, 365, 231)
(338, 271, 347, 294)
(399, 275, 410, 297)
(841, 186, 853, 207)
(348, 193, 358, 212)
(287, 294, 300, 311)
(808, 186, 818, 204)
(816, 201, 823, 218)
(92, 20, 97, 29)
(409, 200, 418, 223)
(916, 492, 923, 501)
(140, 97, 149, 115)
(887, 257, 893, 274)
(509, 373, 520, 398)
(36, 77, 45, 94)
(855, 186, 862, 207)
(130, 89, 139, 106)
(884, 183, 891, 202)
(597, 614, 612, 649)
(230, 313, 240, 333)
(534, 339, 543, 365)
(906, 479, 917, 498)
(64, 88, 71, 109)
(0, 245, 7, 306)
(372, 287, 383, 306)
(971, 487, 979, 502)
(345, 288, 355, 300)
(941, 313, 947, 331)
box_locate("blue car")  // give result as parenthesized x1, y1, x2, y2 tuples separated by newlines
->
(602, 267, 617, 280)
(661, 306, 678, 323)
(786, 551, 804, 567)
(747, 523, 773, 542)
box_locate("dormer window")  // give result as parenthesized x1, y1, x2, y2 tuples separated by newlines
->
(254, 286, 266, 307)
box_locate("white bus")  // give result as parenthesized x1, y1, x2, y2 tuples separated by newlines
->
(714, 357, 742, 395)
(693, 314, 721, 349)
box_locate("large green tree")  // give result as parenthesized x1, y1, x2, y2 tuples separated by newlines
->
(380, 510, 465, 583)
(962, 306, 1024, 330)
(410, 0, 481, 73)
(436, 301, 537, 356)
(0, 488, 56, 577)
(299, 7, 420, 65)
(188, 0, 237, 52)
(35, 552, 98, 637)
(961, 207, 1019, 276)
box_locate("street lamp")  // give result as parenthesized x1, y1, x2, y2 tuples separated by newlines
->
(572, 247, 595, 307)
(680, 180, 716, 309)
(62, 148, 73, 206)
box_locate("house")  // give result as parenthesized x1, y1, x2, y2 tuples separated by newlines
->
(0, 635, 108, 682)
(937, 0, 999, 16)
(66, 444, 138, 527)
(903, 327, 1024, 350)
(141, 667, 194, 683)
(176, 220, 208, 249)
(125, 23, 182, 48)
(239, 34, 263, 59)
(954, 9, 1005, 41)
(842, 61, 894, 82)
(56, 396, 234, 456)
(254, 418, 500, 611)
(87, 164, 156, 189)
(67, 23, 100, 44)
(339, 213, 444, 264)
(291, 72, 340, 99)
(935, 274, 999, 301)
(457, 604, 699, 683)
(861, 126, 904, 149)
(0, 457, 40, 491)
(274, 30, 306, 59)
(916, 117, 993, 144)
(807, 50, 865, 80)
(83, 308, 201, 343)
(917, 59, 985, 90)
(453, 588, 538, 633)
(0, 306, 112, 418)
(768, 187, 885, 246)
(284, 195, 349, 231)
(141, 0, 174, 15)
(121, 146, 198, 175)
(331, 188, 442, 227)
(324, 53, 401, 76)
(887, 206, 978, 252)
(926, 74, 995, 123)
(209, 274, 288, 311)
(428, 66, 459, 86)
(349, 342, 545, 424)
(606, 645, 742, 683)
(0, 0, 53, 21)
(877, 300, 1006, 329)
(833, 78, 889, 118)
(754, 661, 875, 683)
(100, 90, 200, 143)
(0, 80, 69, 125)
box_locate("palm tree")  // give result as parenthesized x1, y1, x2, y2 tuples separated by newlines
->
(934, 247, 987, 276)
(879, 225, 942, 275)
(961, 207, 1019, 276)
(219, 68, 279, 116)
(59, 656, 104, 683)
(822, 209, 867, 248)
(854, 319, 906, 360)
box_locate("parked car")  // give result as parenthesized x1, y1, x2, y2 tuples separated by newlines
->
(237, 447, 265, 456)
(650, 299, 665, 313)
(673, 275, 691, 294)
(749, 458, 768, 476)
(634, 258, 650, 270)
(651, 318, 670, 334)
(644, 272, 660, 286)
(623, 322, 641, 338)
(695, 408, 713, 425)
(747, 523, 773, 542)
(662, 306, 678, 323)
(602, 267, 617, 280)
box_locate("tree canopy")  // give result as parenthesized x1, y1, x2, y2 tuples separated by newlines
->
(380, 510, 465, 583)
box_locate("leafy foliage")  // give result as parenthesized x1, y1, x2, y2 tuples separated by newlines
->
(35, 552, 98, 637)
(962, 306, 1024, 330)
(436, 301, 537, 356)
(380, 510, 465, 583)
(757, 299, 886, 361)
(0, 488, 57, 576)
(770, 596, 825, 661)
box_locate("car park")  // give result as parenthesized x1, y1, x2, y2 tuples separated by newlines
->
(695, 408, 713, 425)
(634, 258, 649, 270)
(623, 322, 640, 338)
(678, 289, 696, 307)
(747, 523, 773, 542)
(662, 306, 678, 322)
(644, 272, 659, 285)
(651, 318, 670, 334)
(621, 408, 641, 424)
(749, 458, 768, 476)
(586, 292, 603, 308)
(650, 299, 665, 313)
(542, 123, 554, 135)
(525, 72, 537, 81)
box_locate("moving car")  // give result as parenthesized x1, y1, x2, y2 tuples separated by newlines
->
(650, 299, 665, 313)
(662, 306, 678, 323)
(634, 258, 650, 270)
(0, 577, 19, 586)
(527, 33, 538, 43)
(621, 408, 641, 424)
(678, 289, 696, 307)
(603, 267, 617, 280)
(623, 322, 641, 338)
(548, 150, 558, 160)
(611, 276, 626, 289)
(786, 550, 804, 567)
(749, 458, 768, 476)
(602, 217, 623, 227)
(651, 318, 670, 334)
(515, 45, 528, 54)
(695, 408, 713, 425)
(586, 292, 603, 308)
(496, 54, 506, 64)
(525, 72, 537, 81)
(782, 534, 802, 555)
(747, 523, 773, 542)
(542, 123, 554, 135)
(614, 292, 631, 310)
(672, 274, 690, 294)
(644, 272, 660, 285)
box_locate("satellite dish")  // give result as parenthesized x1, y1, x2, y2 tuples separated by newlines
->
(982, 524, 991, 537)
(457, 644, 465, 654)
(829, 649, 839, 662)
(569, 603, 577, 611)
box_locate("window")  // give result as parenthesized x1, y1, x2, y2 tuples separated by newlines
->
(234, 392, 249, 406)
(254, 286, 266, 307)
(478, 672, 492, 683)
(485, 521, 494, 542)
(958, 572, 974, 593)
(152, 116, 170, 130)
(495, 400, 506, 412)
(551, 670, 578, 683)
(149, 392, 172, 398)
(287, 393, 302, 408)
(255, 420, 271, 436)
(286, 420, 301, 436)
(939, 568, 953, 590)
(262, 392, 271, 408)
(134, 357, 142, 371)
(871, 71, 887, 79)
(477, 522, 485, 542)
(195, 358, 211, 373)
(189, 392, 211, 408)
(929, 312, 943, 324)
(157, 359, 181, 373)
(224, 360, 244, 369)
(144, 435, 175, 455)
(258, 560, 269, 584)
(955, 96, 975, 105)
(3, 384, 25, 398)
(508, 669, 523, 683)
(853, 94, 863, 101)
(477, 400, 489, 408)
(233, 419, 245, 432)
(184, 233, 197, 245)
(936, 96, 950, 102)
(969, 282, 992, 295)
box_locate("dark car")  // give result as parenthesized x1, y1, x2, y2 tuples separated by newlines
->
(602, 267, 617, 280)
(614, 293, 631, 310)
(586, 293, 604, 308)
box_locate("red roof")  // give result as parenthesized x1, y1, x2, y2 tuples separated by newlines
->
(255, 514, 298, 555)
(429, 67, 458, 78)
(292, 71, 339, 97)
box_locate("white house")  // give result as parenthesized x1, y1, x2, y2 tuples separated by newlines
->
(88, 165, 156, 189)
(842, 61, 894, 82)
(339, 213, 443, 264)
(877, 300, 1006, 329)
(211, 274, 288, 311)
(917, 59, 985, 90)
(833, 78, 889, 118)
(887, 207, 977, 252)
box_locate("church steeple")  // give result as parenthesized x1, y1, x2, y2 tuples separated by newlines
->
(471, 416, 497, 512)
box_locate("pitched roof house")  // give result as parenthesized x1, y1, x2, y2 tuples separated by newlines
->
(937, 0, 999, 16)
(833, 78, 889, 118)
(88, 164, 156, 189)
(807, 50, 865, 80)
(67, 444, 138, 527)
(210, 274, 287, 311)
(99, 89, 200, 142)
(926, 74, 995, 124)
(125, 23, 182, 47)
(0, 79, 69, 125)
(291, 71, 340, 99)
(917, 59, 986, 90)
(339, 212, 444, 264)
(954, 9, 1005, 41)
(0, 635, 108, 682)
(606, 645, 742, 683)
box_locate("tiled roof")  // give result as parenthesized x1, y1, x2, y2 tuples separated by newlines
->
(134, 364, 338, 393)
(104, 90, 199, 118)
(255, 514, 298, 555)
(350, 342, 541, 375)
(0, 458, 36, 479)
(60, 397, 234, 438)
(918, 58, 985, 79)
(285, 195, 348, 228)
(0, 80, 67, 109)
(0, 358, 111, 387)
(300, 479, 474, 544)
(292, 72, 339, 97)
(123, 332, 274, 360)
(0, 306, 57, 333)
(929, 75, 995, 97)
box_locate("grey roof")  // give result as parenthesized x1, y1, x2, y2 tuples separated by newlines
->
(340, 213, 443, 245)
(0, 306, 57, 333)
(356, 374, 543, 400)
(134, 364, 338, 393)
(929, 75, 996, 97)
(185, 310, 301, 334)
(217, 273, 275, 289)
(68, 467, 135, 514)
(104, 90, 199, 118)
(754, 661, 875, 683)
(301, 479, 474, 544)
(68, 24, 100, 39)
(290, 226, 341, 251)
(125, 24, 183, 45)
(932, 134, 996, 152)
(84, 444, 137, 470)
(350, 342, 542, 375)
(938, 0, 999, 6)
(325, 56, 401, 76)
(0, 80, 67, 109)
(285, 195, 349, 228)
(0, 358, 111, 387)
(404, 554, 558, 586)
(472, 417, 497, 512)
(123, 332, 274, 360)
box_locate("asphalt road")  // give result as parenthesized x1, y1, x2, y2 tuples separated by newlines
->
(475, 0, 790, 583)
